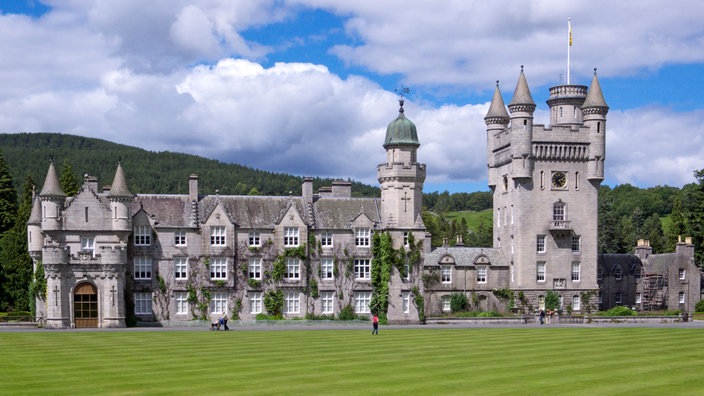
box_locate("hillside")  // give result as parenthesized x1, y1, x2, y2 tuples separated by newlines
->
(0, 133, 380, 197)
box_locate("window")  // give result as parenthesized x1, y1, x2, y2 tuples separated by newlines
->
(635, 293, 642, 304)
(679, 269, 686, 280)
(355, 228, 370, 247)
(174, 230, 186, 246)
(210, 226, 226, 246)
(81, 237, 95, 255)
(572, 295, 580, 311)
(210, 292, 227, 314)
(284, 291, 300, 314)
(615, 292, 622, 304)
(402, 291, 410, 314)
(553, 203, 565, 221)
(571, 236, 581, 252)
(571, 262, 580, 282)
(538, 295, 545, 310)
(174, 257, 188, 280)
(441, 266, 452, 283)
(354, 292, 371, 314)
(598, 292, 603, 305)
(442, 296, 451, 312)
(354, 259, 371, 280)
(320, 231, 332, 247)
(537, 235, 546, 253)
(477, 266, 487, 283)
(536, 262, 546, 282)
(248, 258, 261, 280)
(321, 292, 334, 314)
(210, 257, 227, 280)
(321, 258, 334, 280)
(403, 232, 410, 247)
(597, 267, 603, 281)
(497, 208, 501, 227)
(284, 227, 299, 247)
(248, 231, 260, 247)
(134, 292, 152, 314)
(614, 267, 622, 280)
(134, 257, 152, 280)
(285, 257, 300, 280)
(175, 292, 188, 315)
(249, 292, 262, 314)
(134, 225, 151, 246)
(679, 292, 685, 304)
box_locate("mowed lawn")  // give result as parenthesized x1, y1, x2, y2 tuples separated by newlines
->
(1, 327, 702, 395)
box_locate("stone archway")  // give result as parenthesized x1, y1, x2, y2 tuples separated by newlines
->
(74, 283, 98, 328)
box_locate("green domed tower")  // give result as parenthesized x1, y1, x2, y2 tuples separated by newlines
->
(377, 99, 426, 232)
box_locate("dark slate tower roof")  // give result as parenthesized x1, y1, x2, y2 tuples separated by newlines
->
(108, 161, 133, 198)
(384, 99, 420, 148)
(39, 160, 65, 197)
(582, 69, 609, 109)
(484, 81, 510, 123)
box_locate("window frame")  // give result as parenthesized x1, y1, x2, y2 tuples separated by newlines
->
(210, 226, 226, 246)
(284, 291, 300, 314)
(354, 258, 371, 280)
(249, 292, 262, 314)
(284, 227, 299, 247)
(321, 258, 334, 280)
(248, 257, 262, 280)
(134, 292, 152, 314)
(248, 231, 261, 247)
(354, 291, 371, 314)
(476, 266, 487, 283)
(537, 235, 546, 253)
(321, 291, 334, 314)
(284, 257, 300, 280)
(320, 231, 333, 247)
(174, 230, 186, 246)
(571, 262, 580, 282)
(209, 291, 227, 315)
(134, 257, 152, 280)
(355, 228, 371, 247)
(175, 292, 188, 315)
(441, 265, 452, 283)
(174, 256, 188, 280)
(536, 262, 546, 282)
(134, 225, 151, 246)
(571, 235, 581, 253)
(209, 257, 227, 280)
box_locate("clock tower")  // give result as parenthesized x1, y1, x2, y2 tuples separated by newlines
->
(485, 67, 608, 311)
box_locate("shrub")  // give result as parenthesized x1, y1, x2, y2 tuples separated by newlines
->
(600, 306, 635, 316)
(338, 304, 357, 321)
(696, 299, 704, 313)
(450, 293, 469, 312)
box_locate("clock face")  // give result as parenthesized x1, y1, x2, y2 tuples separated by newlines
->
(552, 171, 567, 188)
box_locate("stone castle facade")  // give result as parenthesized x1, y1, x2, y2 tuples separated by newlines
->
(28, 67, 698, 328)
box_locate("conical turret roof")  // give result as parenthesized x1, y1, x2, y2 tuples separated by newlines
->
(39, 160, 65, 197)
(484, 81, 510, 123)
(508, 66, 535, 108)
(108, 161, 133, 198)
(384, 99, 420, 149)
(27, 194, 42, 225)
(582, 68, 609, 109)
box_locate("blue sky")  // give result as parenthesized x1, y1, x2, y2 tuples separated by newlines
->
(0, 1, 703, 194)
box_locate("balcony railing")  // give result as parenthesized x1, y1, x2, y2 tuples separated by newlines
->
(549, 220, 572, 231)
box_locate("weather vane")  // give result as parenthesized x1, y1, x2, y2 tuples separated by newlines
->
(395, 86, 410, 100)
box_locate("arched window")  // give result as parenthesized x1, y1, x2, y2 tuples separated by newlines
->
(553, 201, 566, 221)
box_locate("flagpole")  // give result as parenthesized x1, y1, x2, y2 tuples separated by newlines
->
(567, 18, 572, 85)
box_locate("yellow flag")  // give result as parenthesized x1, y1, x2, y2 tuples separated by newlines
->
(569, 22, 572, 46)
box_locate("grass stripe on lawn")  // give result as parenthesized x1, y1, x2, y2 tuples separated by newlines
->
(1, 328, 703, 395)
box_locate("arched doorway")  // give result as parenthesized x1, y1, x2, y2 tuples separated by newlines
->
(74, 283, 98, 328)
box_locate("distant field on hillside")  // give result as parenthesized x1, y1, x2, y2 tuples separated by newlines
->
(447, 209, 492, 230)
(1, 327, 702, 395)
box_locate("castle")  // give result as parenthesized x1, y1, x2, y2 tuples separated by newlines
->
(28, 67, 699, 328)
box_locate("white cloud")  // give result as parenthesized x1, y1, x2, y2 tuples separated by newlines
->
(0, 1, 702, 192)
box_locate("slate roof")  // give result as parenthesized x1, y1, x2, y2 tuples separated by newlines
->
(598, 254, 643, 275)
(425, 246, 510, 267)
(312, 197, 381, 229)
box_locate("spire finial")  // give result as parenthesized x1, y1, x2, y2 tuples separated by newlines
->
(496, 80, 500, 87)
(593, 67, 597, 75)
(394, 86, 410, 113)
(520, 65, 524, 72)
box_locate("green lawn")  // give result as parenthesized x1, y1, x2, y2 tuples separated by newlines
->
(1, 327, 702, 395)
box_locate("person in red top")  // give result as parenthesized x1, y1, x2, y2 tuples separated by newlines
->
(372, 314, 379, 335)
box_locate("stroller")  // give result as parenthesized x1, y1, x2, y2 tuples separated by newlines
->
(210, 315, 229, 331)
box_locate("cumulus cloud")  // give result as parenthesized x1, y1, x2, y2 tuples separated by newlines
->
(0, 1, 702, 192)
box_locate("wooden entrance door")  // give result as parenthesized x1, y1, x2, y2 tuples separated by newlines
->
(74, 283, 98, 328)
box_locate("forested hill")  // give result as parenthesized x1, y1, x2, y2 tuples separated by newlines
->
(0, 133, 380, 197)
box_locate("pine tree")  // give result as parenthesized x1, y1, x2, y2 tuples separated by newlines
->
(60, 160, 80, 196)
(0, 152, 18, 233)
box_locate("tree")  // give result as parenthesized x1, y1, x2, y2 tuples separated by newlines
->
(0, 152, 18, 233)
(598, 190, 620, 253)
(60, 160, 80, 196)
(642, 213, 665, 254)
(0, 175, 34, 311)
